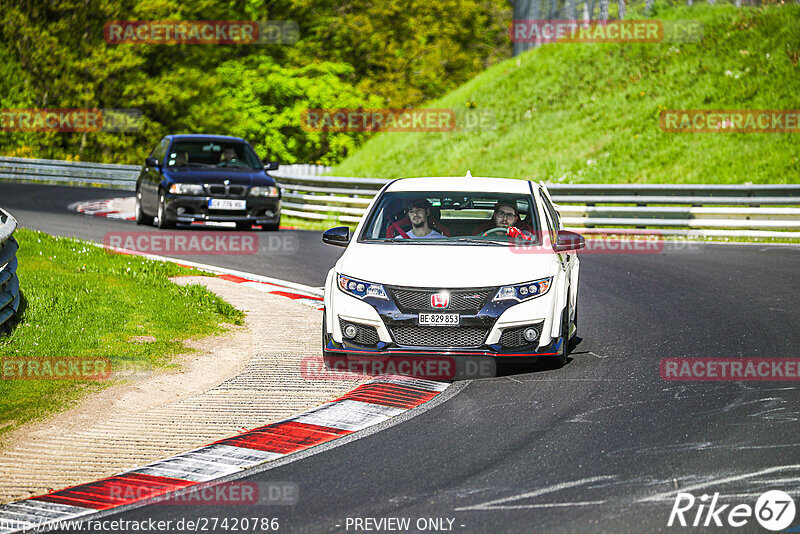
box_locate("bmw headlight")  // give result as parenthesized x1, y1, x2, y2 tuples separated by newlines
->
(493, 277, 552, 302)
(250, 186, 279, 197)
(337, 274, 388, 300)
(168, 183, 204, 195)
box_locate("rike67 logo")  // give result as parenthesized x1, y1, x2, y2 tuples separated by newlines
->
(668, 490, 796, 531)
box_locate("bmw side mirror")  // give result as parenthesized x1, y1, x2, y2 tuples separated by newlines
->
(553, 230, 585, 252)
(322, 226, 350, 247)
(145, 157, 159, 168)
(263, 160, 279, 171)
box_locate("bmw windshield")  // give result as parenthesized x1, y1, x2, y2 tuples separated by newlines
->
(166, 141, 263, 170)
(359, 191, 541, 245)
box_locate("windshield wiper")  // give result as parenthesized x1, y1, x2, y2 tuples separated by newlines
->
(371, 239, 446, 244)
(453, 237, 509, 246)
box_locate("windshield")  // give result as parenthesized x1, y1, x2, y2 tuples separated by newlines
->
(359, 191, 541, 245)
(166, 141, 263, 170)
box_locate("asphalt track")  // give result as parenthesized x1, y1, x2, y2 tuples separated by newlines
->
(2, 182, 800, 533)
(0, 182, 344, 287)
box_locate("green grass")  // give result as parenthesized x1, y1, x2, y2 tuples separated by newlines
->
(0, 229, 244, 441)
(333, 4, 800, 183)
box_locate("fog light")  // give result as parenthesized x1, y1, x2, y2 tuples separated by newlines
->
(343, 324, 358, 339)
(265, 210, 275, 218)
(176, 207, 186, 215)
(523, 327, 539, 342)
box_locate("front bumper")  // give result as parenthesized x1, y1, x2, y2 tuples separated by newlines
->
(325, 282, 563, 359)
(164, 194, 280, 224)
(325, 336, 565, 358)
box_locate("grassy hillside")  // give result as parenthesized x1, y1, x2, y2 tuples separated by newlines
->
(334, 5, 800, 183)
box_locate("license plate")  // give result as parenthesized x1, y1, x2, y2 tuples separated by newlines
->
(418, 313, 459, 326)
(208, 199, 246, 210)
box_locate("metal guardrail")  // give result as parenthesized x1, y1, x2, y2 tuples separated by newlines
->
(2, 156, 800, 237)
(0, 156, 140, 190)
(270, 171, 800, 237)
(0, 208, 21, 330)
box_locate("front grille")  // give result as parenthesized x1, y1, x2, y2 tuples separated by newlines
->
(499, 322, 543, 348)
(339, 319, 380, 347)
(205, 184, 248, 197)
(387, 287, 495, 313)
(390, 326, 488, 348)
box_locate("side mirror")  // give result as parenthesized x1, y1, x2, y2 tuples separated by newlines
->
(263, 161, 279, 171)
(145, 157, 159, 168)
(553, 230, 585, 252)
(322, 226, 350, 247)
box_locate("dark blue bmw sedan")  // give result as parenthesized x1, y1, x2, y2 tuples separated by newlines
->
(135, 134, 282, 230)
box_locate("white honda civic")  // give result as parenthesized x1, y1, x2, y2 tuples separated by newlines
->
(321, 176, 584, 372)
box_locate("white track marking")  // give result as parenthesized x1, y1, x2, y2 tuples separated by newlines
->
(455, 476, 616, 511)
(638, 464, 800, 502)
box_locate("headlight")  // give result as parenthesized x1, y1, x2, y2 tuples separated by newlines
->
(250, 186, 279, 197)
(169, 183, 204, 195)
(337, 274, 388, 300)
(493, 277, 552, 302)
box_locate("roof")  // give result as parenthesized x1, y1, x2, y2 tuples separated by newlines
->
(167, 134, 248, 143)
(385, 176, 533, 194)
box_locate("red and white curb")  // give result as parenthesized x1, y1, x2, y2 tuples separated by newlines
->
(101, 244, 325, 310)
(214, 273, 324, 310)
(69, 198, 135, 221)
(0, 376, 448, 533)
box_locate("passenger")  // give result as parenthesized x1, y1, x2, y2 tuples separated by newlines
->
(170, 152, 188, 166)
(397, 199, 443, 239)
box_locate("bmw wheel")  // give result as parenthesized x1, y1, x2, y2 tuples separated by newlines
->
(157, 191, 175, 229)
(135, 188, 154, 226)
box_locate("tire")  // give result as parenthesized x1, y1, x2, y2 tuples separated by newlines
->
(556, 305, 570, 367)
(134, 189, 154, 226)
(568, 297, 578, 351)
(157, 191, 175, 229)
(544, 295, 570, 369)
(321, 313, 340, 369)
(260, 220, 280, 231)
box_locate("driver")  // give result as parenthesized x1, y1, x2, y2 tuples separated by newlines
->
(396, 198, 443, 239)
(491, 203, 520, 229)
(218, 147, 238, 165)
(473, 202, 531, 235)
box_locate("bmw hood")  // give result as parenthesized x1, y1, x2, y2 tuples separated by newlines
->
(164, 168, 274, 186)
(337, 242, 560, 288)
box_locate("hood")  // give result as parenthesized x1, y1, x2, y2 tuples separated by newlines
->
(337, 241, 559, 288)
(164, 168, 274, 186)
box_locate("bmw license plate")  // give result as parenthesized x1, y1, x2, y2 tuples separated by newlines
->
(208, 199, 246, 210)
(418, 313, 459, 326)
